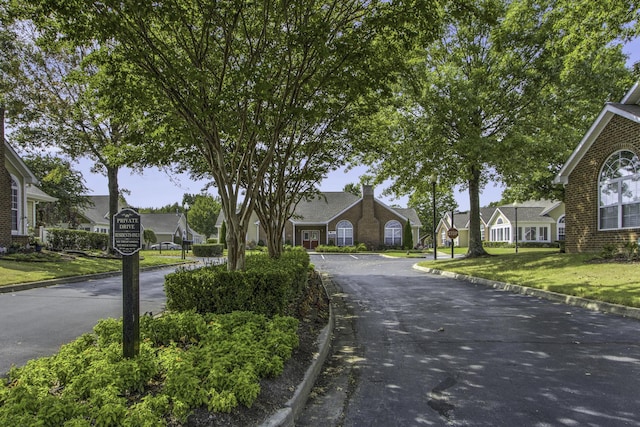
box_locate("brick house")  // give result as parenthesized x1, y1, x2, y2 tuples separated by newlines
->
(555, 81, 640, 253)
(216, 185, 422, 249)
(1, 139, 57, 249)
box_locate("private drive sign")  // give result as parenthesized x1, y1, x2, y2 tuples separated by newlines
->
(113, 208, 142, 255)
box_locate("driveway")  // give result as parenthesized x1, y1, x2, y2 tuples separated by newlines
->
(0, 267, 173, 375)
(300, 254, 640, 426)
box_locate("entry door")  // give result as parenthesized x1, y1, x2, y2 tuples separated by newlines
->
(303, 230, 320, 249)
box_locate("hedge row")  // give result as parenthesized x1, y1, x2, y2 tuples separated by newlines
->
(164, 248, 310, 317)
(47, 229, 110, 251)
(315, 243, 368, 253)
(192, 244, 224, 257)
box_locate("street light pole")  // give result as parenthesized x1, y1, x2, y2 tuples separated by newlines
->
(514, 201, 519, 254)
(182, 202, 190, 260)
(431, 173, 437, 260)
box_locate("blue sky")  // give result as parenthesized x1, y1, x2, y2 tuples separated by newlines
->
(77, 38, 640, 210)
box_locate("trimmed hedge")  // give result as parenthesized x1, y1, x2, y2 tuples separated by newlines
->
(47, 229, 110, 251)
(164, 248, 310, 317)
(192, 244, 224, 257)
(315, 243, 367, 253)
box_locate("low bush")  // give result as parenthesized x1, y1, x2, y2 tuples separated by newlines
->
(192, 244, 224, 257)
(0, 311, 299, 425)
(315, 243, 367, 253)
(47, 229, 109, 251)
(165, 247, 310, 317)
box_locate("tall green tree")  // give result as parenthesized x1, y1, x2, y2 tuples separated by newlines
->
(362, 0, 636, 257)
(187, 194, 221, 240)
(219, 221, 227, 249)
(32, 0, 440, 269)
(408, 188, 457, 246)
(22, 154, 90, 227)
(403, 219, 413, 250)
(8, 21, 169, 252)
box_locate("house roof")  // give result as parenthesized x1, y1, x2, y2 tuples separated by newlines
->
(489, 206, 556, 225)
(450, 201, 560, 229)
(26, 185, 58, 203)
(140, 213, 182, 234)
(291, 192, 360, 224)
(78, 195, 127, 225)
(392, 207, 422, 227)
(555, 81, 640, 184)
(215, 190, 423, 228)
(4, 140, 38, 185)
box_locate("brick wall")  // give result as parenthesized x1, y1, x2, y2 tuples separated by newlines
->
(0, 117, 13, 248)
(565, 115, 640, 253)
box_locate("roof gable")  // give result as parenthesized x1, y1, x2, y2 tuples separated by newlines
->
(555, 82, 640, 184)
(4, 141, 38, 184)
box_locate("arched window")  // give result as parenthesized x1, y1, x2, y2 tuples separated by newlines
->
(10, 176, 19, 234)
(336, 220, 353, 246)
(557, 215, 565, 241)
(384, 220, 402, 246)
(599, 150, 640, 229)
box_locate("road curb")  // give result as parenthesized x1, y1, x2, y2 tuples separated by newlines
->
(261, 273, 336, 427)
(413, 264, 640, 321)
(0, 262, 194, 294)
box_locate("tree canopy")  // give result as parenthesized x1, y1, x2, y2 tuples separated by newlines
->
(22, 154, 90, 227)
(29, 0, 441, 268)
(359, 0, 637, 257)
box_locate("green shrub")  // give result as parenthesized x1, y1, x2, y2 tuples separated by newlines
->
(315, 243, 367, 253)
(164, 248, 310, 317)
(192, 244, 224, 257)
(47, 229, 109, 251)
(0, 311, 299, 425)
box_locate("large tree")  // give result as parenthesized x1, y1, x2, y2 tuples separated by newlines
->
(187, 194, 221, 240)
(361, 0, 636, 257)
(22, 154, 90, 227)
(32, 0, 440, 269)
(8, 21, 168, 252)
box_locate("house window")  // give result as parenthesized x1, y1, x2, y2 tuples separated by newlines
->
(490, 217, 510, 242)
(557, 215, 565, 241)
(10, 177, 19, 233)
(524, 227, 536, 241)
(599, 150, 640, 230)
(384, 220, 402, 246)
(336, 220, 353, 246)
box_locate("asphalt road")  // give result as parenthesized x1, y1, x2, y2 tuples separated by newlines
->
(300, 253, 640, 426)
(0, 267, 174, 375)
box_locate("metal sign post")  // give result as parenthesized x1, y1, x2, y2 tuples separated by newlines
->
(113, 208, 142, 358)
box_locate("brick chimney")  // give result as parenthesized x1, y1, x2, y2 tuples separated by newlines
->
(0, 108, 12, 248)
(357, 184, 379, 245)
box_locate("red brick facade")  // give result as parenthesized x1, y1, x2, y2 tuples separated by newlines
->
(565, 115, 640, 253)
(0, 117, 13, 248)
(280, 188, 418, 249)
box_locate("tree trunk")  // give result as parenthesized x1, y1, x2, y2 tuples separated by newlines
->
(226, 224, 246, 271)
(467, 165, 488, 258)
(266, 229, 284, 259)
(106, 165, 119, 254)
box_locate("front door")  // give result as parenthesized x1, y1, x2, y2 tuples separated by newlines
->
(302, 230, 320, 249)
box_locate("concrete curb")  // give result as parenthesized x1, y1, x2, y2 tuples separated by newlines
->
(0, 262, 196, 294)
(413, 264, 640, 321)
(261, 273, 336, 427)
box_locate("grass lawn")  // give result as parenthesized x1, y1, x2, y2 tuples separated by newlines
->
(417, 248, 640, 308)
(0, 249, 193, 287)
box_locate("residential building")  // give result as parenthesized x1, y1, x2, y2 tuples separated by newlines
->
(1, 140, 57, 249)
(216, 185, 422, 249)
(435, 201, 565, 247)
(555, 81, 640, 253)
